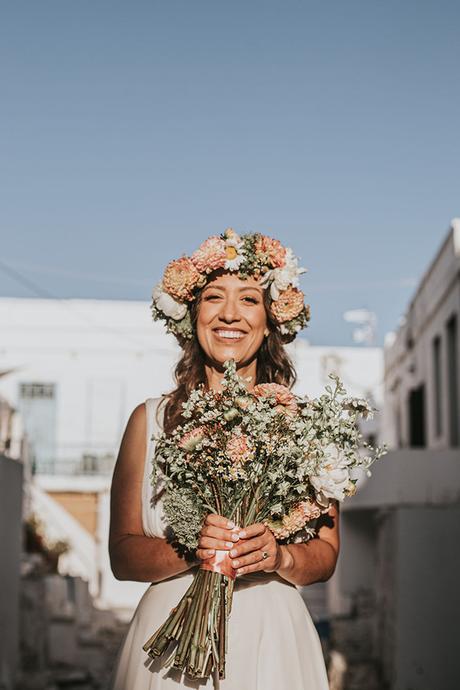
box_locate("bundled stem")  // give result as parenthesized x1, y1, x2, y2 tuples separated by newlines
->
(143, 568, 234, 680)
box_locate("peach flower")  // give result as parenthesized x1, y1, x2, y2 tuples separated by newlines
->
(191, 236, 227, 274)
(226, 433, 253, 465)
(266, 501, 322, 539)
(178, 427, 206, 452)
(163, 257, 204, 301)
(270, 286, 305, 323)
(252, 383, 298, 412)
(254, 235, 287, 268)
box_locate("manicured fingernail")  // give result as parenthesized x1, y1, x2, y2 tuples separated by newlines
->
(232, 560, 239, 568)
(230, 549, 237, 557)
(227, 520, 235, 529)
(237, 568, 244, 575)
(231, 533, 240, 542)
(207, 550, 215, 556)
(225, 541, 233, 548)
(238, 530, 246, 538)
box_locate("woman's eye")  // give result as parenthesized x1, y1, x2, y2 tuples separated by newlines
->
(243, 296, 258, 304)
(204, 294, 220, 301)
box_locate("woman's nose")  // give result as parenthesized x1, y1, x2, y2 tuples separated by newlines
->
(218, 298, 241, 323)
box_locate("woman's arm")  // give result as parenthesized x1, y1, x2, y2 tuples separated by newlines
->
(109, 403, 193, 583)
(228, 503, 340, 587)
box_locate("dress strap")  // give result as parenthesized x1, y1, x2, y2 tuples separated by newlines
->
(142, 397, 164, 538)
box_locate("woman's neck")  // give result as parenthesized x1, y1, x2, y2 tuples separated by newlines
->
(204, 359, 257, 392)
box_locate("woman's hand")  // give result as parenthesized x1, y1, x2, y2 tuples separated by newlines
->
(195, 513, 241, 563)
(228, 522, 291, 577)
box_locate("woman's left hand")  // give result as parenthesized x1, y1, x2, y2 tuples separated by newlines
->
(228, 522, 284, 576)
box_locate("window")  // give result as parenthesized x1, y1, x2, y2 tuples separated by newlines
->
(18, 382, 57, 473)
(20, 383, 55, 399)
(432, 335, 442, 438)
(446, 315, 459, 447)
(408, 383, 426, 447)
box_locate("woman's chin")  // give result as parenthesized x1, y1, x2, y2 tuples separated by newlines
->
(212, 345, 242, 363)
(208, 346, 259, 371)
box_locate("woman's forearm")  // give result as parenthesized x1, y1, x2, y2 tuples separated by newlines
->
(110, 534, 195, 583)
(276, 539, 338, 587)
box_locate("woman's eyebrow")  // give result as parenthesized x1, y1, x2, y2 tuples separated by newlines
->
(203, 285, 225, 292)
(238, 286, 263, 293)
(203, 285, 262, 293)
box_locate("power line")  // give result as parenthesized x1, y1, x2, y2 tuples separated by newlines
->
(0, 258, 157, 353)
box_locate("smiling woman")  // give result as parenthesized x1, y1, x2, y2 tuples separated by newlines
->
(196, 274, 268, 388)
(109, 229, 335, 690)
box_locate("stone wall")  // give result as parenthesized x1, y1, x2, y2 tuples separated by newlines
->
(17, 573, 127, 690)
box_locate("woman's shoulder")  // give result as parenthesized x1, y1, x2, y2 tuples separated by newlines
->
(144, 395, 170, 432)
(130, 395, 169, 416)
(121, 395, 169, 447)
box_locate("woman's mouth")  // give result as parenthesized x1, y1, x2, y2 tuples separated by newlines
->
(213, 329, 246, 340)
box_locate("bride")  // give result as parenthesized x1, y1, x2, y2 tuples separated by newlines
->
(109, 229, 338, 689)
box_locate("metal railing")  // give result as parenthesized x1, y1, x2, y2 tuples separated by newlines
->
(33, 453, 116, 476)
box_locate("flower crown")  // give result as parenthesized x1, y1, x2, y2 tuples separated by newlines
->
(151, 228, 311, 344)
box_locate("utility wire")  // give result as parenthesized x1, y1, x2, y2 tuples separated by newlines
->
(0, 258, 169, 354)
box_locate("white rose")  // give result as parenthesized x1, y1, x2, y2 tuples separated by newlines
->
(310, 444, 350, 503)
(152, 283, 188, 321)
(260, 248, 307, 300)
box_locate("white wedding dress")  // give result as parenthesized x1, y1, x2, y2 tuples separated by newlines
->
(110, 398, 330, 690)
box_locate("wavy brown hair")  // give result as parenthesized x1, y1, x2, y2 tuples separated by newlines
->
(161, 285, 297, 435)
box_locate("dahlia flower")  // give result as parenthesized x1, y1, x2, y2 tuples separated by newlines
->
(270, 286, 305, 323)
(163, 257, 204, 301)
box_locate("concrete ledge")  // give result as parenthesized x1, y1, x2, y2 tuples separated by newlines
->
(345, 449, 460, 510)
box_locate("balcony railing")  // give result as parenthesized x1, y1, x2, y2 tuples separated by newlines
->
(33, 453, 116, 476)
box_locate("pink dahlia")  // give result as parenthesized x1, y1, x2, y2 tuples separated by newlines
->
(270, 286, 305, 323)
(178, 426, 206, 452)
(191, 236, 227, 274)
(265, 500, 322, 539)
(254, 235, 287, 268)
(162, 257, 204, 301)
(297, 500, 322, 521)
(226, 432, 253, 465)
(253, 383, 298, 412)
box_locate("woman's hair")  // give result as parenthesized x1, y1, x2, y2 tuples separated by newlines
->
(162, 285, 297, 435)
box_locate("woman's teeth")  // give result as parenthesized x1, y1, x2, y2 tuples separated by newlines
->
(215, 330, 245, 339)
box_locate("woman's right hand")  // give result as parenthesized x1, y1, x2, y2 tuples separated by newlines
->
(196, 514, 243, 562)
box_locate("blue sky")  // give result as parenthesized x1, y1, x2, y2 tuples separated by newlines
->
(1, 1, 459, 346)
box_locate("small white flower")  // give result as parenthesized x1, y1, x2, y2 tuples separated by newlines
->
(152, 283, 188, 321)
(224, 235, 245, 270)
(260, 248, 306, 300)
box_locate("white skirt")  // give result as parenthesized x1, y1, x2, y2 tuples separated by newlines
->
(110, 570, 329, 690)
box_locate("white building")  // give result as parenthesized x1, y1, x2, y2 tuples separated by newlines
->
(329, 219, 460, 690)
(383, 218, 460, 450)
(0, 296, 383, 615)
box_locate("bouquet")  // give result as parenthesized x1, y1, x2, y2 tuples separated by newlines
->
(143, 360, 386, 679)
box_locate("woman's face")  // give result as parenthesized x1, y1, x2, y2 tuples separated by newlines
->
(196, 272, 267, 369)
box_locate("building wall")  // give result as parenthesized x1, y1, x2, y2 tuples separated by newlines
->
(50, 492, 98, 536)
(383, 221, 460, 450)
(380, 506, 460, 690)
(0, 455, 23, 690)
